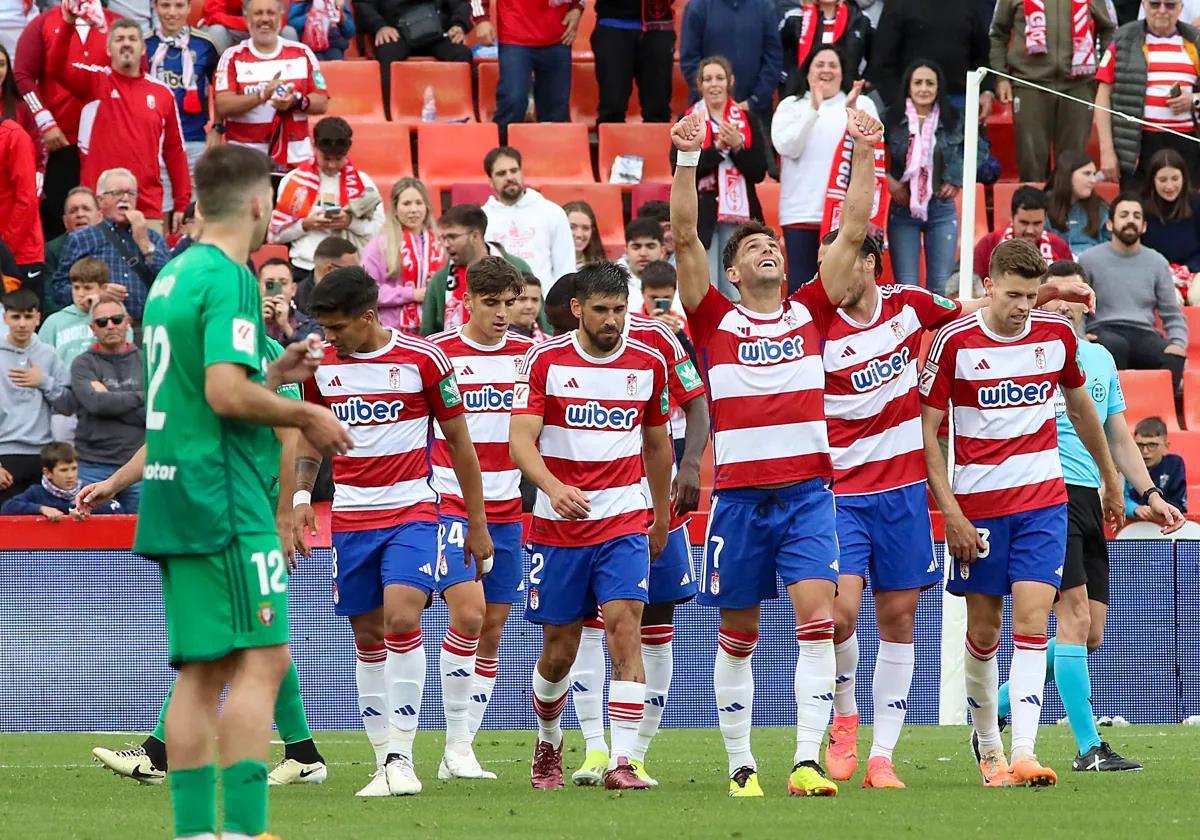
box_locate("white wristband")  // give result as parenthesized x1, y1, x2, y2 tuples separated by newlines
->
(292, 490, 312, 508)
(676, 150, 701, 167)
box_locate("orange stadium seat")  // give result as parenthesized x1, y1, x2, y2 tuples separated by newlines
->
(755, 181, 781, 234)
(417, 122, 499, 189)
(1187, 308, 1200, 365)
(630, 183, 670, 217)
(1095, 180, 1119, 206)
(320, 61, 387, 125)
(971, 184, 988, 239)
(1120, 369, 1180, 432)
(346, 124, 413, 193)
(390, 62, 475, 125)
(477, 61, 500, 123)
(507, 122, 594, 184)
(539, 183, 625, 252)
(1185, 371, 1200, 430)
(570, 61, 600, 124)
(189, 0, 204, 26)
(448, 183, 495, 209)
(598, 123, 672, 184)
(1168, 431, 1200, 472)
(991, 182, 1043, 232)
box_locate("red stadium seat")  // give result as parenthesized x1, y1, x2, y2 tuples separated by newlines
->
(507, 122, 595, 184)
(390, 62, 475, 125)
(477, 60, 500, 123)
(539, 183, 625, 253)
(597, 123, 672, 184)
(1120, 369, 1180, 432)
(448, 183, 495, 209)
(1185, 370, 1200, 430)
(417, 122, 499, 188)
(630, 183, 670, 217)
(755, 181, 781, 234)
(345, 124, 413, 193)
(570, 61, 600, 124)
(189, 0, 205, 26)
(972, 184, 988, 239)
(320, 61, 388, 125)
(1094, 180, 1119, 206)
(991, 182, 1044, 232)
(1168, 431, 1200, 474)
(1186, 308, 1200, 366)
(984, 101, 1020, 182)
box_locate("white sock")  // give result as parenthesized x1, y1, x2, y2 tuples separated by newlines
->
(715, 628, 757, 775)
(354, 641, 389, 768)
(794, 619, 836, 765)
(869, 641, 915, 761)
(569, 624, 608, 754)
(440, 627, 479, 749)
(1009, 634, 1049, 760)
(384, 629, 425, 760)
(965, 634, 1001, 753)
(466, 655, 498, 741)
(608, 680, 646, 766)
(532, 664, 569, 748)
(632, 625, 673, 762)
(833, 632, 859, 717)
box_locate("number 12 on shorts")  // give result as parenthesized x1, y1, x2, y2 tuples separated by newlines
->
(251, 549, 288, 596)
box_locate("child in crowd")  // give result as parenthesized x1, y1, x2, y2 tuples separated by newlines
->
(38, 258, 127, 368)
(0, 442, 120, 519)
(1126, 416, 1188, 519)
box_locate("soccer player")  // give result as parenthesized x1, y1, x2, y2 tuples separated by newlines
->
(548, 272, 710, 787)
(919, 239, 1124, 788)
(133, 144, 351, 840)
(669, 104, 883, 798)
(510, 262, 675, 791)
(428, 257, 536, 778)
(294, 266, 493, 797)
(988, 260, 1184, 773)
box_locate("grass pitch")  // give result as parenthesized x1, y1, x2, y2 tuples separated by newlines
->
(2, 727, 1197, 838)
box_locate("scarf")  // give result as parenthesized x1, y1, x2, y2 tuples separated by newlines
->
(302, 0, 342, 54)
(41, 474, 78, 503)
(269, 158, 367, 236)
(1001, 225, 1056, 260)
(820, 118, 889, 239)
(687, 98, 753, 224)
(1023, 0, 1095, 77)
(901, 100, 939, 222)
(65, 0, 106, 31)
(395, 228, 446, 334)
(796, 2, 849, 69)
(444, 263, 469, 332)
(149, 27, 202, 115)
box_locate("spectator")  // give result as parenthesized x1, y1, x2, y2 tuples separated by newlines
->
(973, 185, 1072, 280)
(592, 0, 676, 124)
(1140, 148, 1200, 273)
(1126, 415, 1188, 517)
(361, 177, 447, 334)
(269, 116, 384, 275)
(50, 168, 169, 320)
(204, 0, 300, 53)
(780, 0, 872, 89)
(355, 0, 473, 110)
(109, 1, 155, 32)
(44, 187, 102, 294)
(1096, 1, 1200, 187)
(477, 0, 582, 131)
(258, 258, 323, 344)
(290, 0, 356, 61)
(49, 15, 192, 229)
(638, 259, 694, 459)
(989, 0, 1115, 182)
(1137, 0, 1200, 27)
(147, 0, 221, 221)
(0, 43, 48, 192)
(0, 288, 73, 505)
(14, 1, 119, 241)
(422, 203, 532, 335)
(0, 441, 120, 518)
(635, 199, 675, 261)
(0, 109, 43, 290)
(167, 201, 201, 259)
(509, 271, 547, 339)
(214, 0, 329, 172)
(481, 146, 574, 287)
(673, 54, 767, 300)
(293, 234, 360, 313)
(40, 257, 132, 370)
(1078, 192, 1188, 392)
(773, 47, 879, 291)
(616, 217, 666, 300)
(0, 0, 35, 58)
(1045, 149, 1112, 254)
(563, 200, 607, 267)
(71, 299, 145, 512)
(681, 0, 782, 130)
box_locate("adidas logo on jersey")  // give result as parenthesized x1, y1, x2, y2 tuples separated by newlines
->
(840, 345, 857, 358)
(974, 358, 991, 371)
(927, 558, 938, 573)
(459, 365, 475, 376)
(331, 396, 405, 424)
(638, 578, 649, 590)
(680, 572, 691, 586)
(813, 692, 834, 701)
(737, 335, 805, 366)
(564, 377, 580, 388)
(835, 674, 851, 684)
(565, 400, 638, 431)
(464, 384, 514, 412)
(850, 347, 910, 392)
(418, 563, 433, 576)
(978, 379, 1052, 409)
(471, 693, 489, 703)
(967, 697, 982, 709)
(328, 375, 343, 387)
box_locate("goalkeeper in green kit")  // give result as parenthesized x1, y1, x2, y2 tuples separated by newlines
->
(78, 145, 351, 840)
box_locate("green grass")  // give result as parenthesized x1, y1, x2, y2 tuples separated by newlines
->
(2, 727, 1198, 838)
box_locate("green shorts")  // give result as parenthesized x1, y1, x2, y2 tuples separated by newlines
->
(158, 532, 290, 666)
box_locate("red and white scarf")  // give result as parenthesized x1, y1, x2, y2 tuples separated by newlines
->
(901, 99, 939, 222)
(443, 263, 469, 332)
(796, 2, 849, 69)
(1001, 225, 1056, 260)
(302, 0, 342, 54)
(64, 0, 106, 31)
(269, 158, 367, 236)
(1023, 0, 1096, 77)
(687, 98, 753, 224)
(394, 228, 446, 334)
(820, 117, 889, 239)
(149, 26, 202, 115)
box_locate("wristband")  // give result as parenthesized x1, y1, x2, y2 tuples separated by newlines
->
(295, 93, 311, 112)
(1140, 485, 1165, 506)
(676, 150, 701, 167)
(293, 490, 312, 508)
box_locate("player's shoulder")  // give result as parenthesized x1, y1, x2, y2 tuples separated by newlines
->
(394, 328, 453, 366)
(426, 327, 460, 348)
(624, 335, 669, 369)
(1078, 338, 1117, 370)
(928, 311, 980, 353)
(521, 331, 574, 369)
(279, 36, 321, 64)
(1029, 309, 1076, 338)
(504, 331, 538, 350)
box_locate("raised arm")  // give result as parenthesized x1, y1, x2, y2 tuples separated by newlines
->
(669, 111, 714, 312)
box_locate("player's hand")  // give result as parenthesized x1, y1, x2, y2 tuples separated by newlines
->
(76, 478, 117, 513)
(43, 126, 69, 151)
(474, 19, 495, 46)
(269, 340, 322, 385)
(293, 502, 317, 559)
(8, 362, 43, 388)
(277, 510, 299, 571)
(671, 462, 701, 517)
(464, 519, 495, 581)
(0, 465, 12, 490)
(1042, 277, 1096, 313)
(1100, 477, 1125, 531)
(70, 507, 89, 521)
(299, 405, 353, 457)
(671, 111, 706, 154)
(560, 7, 582, 45)
(844, 79, 864, 110)
(648, 519, 668, 561)
(548, 480, 590, 520)
(846, 103, 883, 146)
(39, 505, 64, 522)
(945, 512, 985, 564)
(1146, 495, 1186, 534)
(1165, 343, 1187, 357)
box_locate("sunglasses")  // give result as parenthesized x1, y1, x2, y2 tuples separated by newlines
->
(93, 314, 127, 327)
(1147, 1, 1181, 9)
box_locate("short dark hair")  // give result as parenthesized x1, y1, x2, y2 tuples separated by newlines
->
(40, 441, 76, 471)
(1134, 416, 1169, 438)
(2, 288, 40, 313)
(69, 257, 110, 286)
(1011, 185, 1049, 215)
(989, 238, 1046, 280)
(574, 262, 630, 302)
(635, 200, 670, 224)
(640, 260, 677, 291)
(439, 203, 488, 234)
(821, 229, 883, 276)
(313, 236, 358, 264)
(625, 217, 664, 244)
(309, 266, 378, 316)
(723, 221, 777, 272)
(1111, 190, 1144, 218)
(313, 115, 353, 154)
(483, 146, 522, 177)
(467, 256, 525, 297)
(545, 273, 577, 310)
(520, 271, 542, 289)
(258, 257, 293, 277)
(1044, 259, 1087, 281)
(193, 144, 272, 220)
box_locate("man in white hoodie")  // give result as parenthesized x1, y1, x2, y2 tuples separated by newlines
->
(481, 146, 575, 290)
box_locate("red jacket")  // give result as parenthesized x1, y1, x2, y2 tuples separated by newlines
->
(202, 0, 247, 32)
(13, 8, 121, 145)
(473, 0, 585, 48)
(0, 120, 45, 265)
(48, 25, 192, 219)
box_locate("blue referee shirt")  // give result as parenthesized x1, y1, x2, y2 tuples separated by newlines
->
(1054, 340, 1125, 489)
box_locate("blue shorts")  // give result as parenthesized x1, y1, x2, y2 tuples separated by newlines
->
(835, 482, 940, 592)
(524, 533, 650, 626)
(697, 479, 840, 610)
(436, 516, 525, 604)
(946, 504, 1067, 597)
(648, 525, 698, 605)
(331, 521, 440, 616)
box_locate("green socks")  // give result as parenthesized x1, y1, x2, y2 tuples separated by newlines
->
(169, 764, 216, 838)
(152, 685, 172, 743)
(274, 660, 313, 745)
(222, 760, 269, 837)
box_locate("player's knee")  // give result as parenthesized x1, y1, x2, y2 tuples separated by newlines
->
(384, 612, 421, 636)
(241, 644, 291, 686)
(876, 611, 914, 644)
(833, 609, 858, 643)
(449, 607, 485, 638)
(539, 647, 576, 682)
(966, 618, 1001, 651)
(1087, 627, 1104, 653)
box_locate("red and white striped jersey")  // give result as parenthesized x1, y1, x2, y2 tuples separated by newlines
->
(428, 327, 535, 523)
(919, 310, 1085, 519)
(513, 331, 670, 547)
(1097, 33, 1198, 133)
(822, 285, 961, 495)
(302, 328, 465, 531)
(213, 38, 327, 167)
(687, 283, 835, 490)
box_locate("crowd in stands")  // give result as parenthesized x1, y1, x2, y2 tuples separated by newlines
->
(1, 0, 1198, 522)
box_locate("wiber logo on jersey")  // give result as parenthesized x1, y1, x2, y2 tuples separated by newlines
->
(977, 379, 1053, 408)
(564, 400, 638, 430)
(737, 335, 805, 366)
(850, 347, 910, 392)
(332, 396, 405, 424)
(464, 384, 513, 412)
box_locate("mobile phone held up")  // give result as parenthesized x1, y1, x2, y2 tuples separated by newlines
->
(265, 280, 282, 297)
(324, 207, 343, 219)
(653, 297, 672, 314)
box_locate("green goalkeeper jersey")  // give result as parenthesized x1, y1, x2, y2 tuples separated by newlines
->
(134, 243, 283, 557)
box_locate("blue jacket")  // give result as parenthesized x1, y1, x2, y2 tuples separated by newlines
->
(0, 482, 121, 516)
(1125, 453, 1188, 517)
(885, 103, 965, 191)
(144, 29, 221, 144)
(680, 0, 783, 114)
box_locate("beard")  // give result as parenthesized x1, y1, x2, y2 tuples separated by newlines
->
(1115, 225, 1140, 246)
(582, 323, 620, 353)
